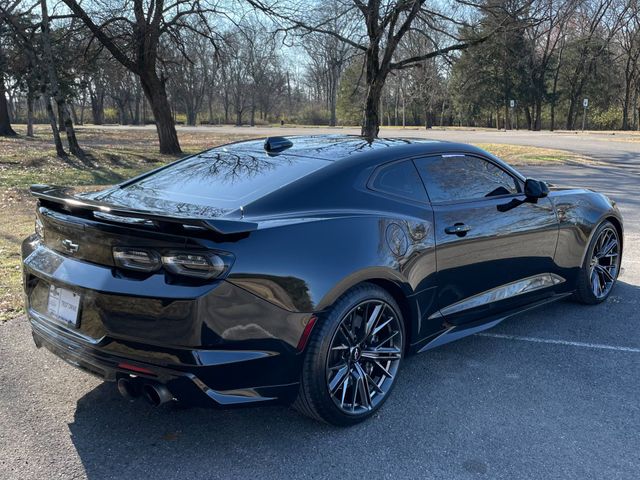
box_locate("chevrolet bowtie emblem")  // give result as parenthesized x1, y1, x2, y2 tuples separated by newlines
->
(61, 239, 79, 254)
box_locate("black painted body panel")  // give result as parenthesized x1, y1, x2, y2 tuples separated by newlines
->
(21, 135, 623, 406)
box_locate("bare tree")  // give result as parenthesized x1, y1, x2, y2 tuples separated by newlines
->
(0, 1, 18, 136)
(617, 3, 640, 130)
(167, 31, 212, 126)
(301, 3, 356, 126)
(248, 0, 491, 140)
(61, 0, 222, 154)
(562, 0, 628, 129)
(40, 0, 83, 155)
(524, 0, 576, 130)
(1, 0, 65, 149)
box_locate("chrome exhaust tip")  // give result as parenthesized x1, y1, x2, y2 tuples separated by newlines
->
(142, 383, 174, 406)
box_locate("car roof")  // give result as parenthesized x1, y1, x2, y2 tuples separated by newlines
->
(216, 134, 453, 162)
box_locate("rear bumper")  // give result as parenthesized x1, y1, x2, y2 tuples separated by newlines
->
(22, 238, 310, 407)
(29, 310, 299, 406)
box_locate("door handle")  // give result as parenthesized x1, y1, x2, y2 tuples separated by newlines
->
(445, 223, 471, 237)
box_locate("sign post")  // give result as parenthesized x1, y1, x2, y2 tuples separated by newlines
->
(582, 98, 589, 131)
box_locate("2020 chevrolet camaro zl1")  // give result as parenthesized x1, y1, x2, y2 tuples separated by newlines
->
(22, 135, 623, 425)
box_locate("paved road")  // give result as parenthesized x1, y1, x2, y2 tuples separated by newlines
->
(1, 131, 638, 480)
(92, 123, 640, 164)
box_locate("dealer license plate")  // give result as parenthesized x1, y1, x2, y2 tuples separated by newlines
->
(47, 285, 81, 327)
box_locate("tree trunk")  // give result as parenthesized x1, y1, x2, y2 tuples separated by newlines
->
(133, 86, 141, 125)
(622, 77, 632, 130)
(45, 96, 66, 157)
(361, 80, 384, 141)
(26, 87, 35, 137)
(208, 94, 214, 124)
(57, 99, 82, 154)
(57, 105, 66, 133)
(566, 93, 578, 130)
(70, 103, 80, 125)
(633, 89, 639, 130)
(186, 107, 197, 126)
(533, 99, 542, 131)
(0, 74, 16, 137)
(139, 73, 181, 154)
(90, 88, 104, 125)
(525, 107, 532, 130)
(328, 69, 338, 127)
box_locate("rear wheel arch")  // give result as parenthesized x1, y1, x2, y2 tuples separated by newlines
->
(313, 277, 416, 355)
(366, 279, 415, 354)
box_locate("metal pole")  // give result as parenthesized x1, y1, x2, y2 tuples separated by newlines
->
(582, 105, 587, 131)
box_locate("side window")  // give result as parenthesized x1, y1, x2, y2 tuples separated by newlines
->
(369, 160, 428, 203)
(414, 155, 520, 203)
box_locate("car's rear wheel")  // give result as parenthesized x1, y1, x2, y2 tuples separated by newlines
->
(294, 283, 405, 425)
(575, 220, 621, 304)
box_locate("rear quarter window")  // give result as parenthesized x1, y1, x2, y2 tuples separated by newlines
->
(369, 160, 428, 203)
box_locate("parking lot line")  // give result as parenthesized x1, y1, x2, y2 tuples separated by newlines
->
(476, 332, 640, 353)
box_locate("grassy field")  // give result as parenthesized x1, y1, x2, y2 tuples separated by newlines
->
(0, 125, 588, 321)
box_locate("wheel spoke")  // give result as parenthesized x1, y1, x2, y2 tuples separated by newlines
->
(350, 371, 358, 412)
(340, 376, 349, 408)
(373, 360, 394, 379)
(597, 239, 617, 258)
(369, 318, 392, 339)
(364, 369, 384, 394)
(365, 304, 383, 337)
(354, 364, 372, 410)
(331, 344, 349, 352)
(328, 361, 347, 372)
(591, 271, 600, 296)
(596, 269, 605, 295)
(372, 330, 399, 348)
(361, 347, 402, 361)
(328, 365, 349, 394)
(339, 323, 355, 347)
(596, 264, 615, 282)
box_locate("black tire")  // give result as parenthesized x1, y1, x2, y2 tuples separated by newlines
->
(293, 283, 405, 426)
(574, 220, 621, 305)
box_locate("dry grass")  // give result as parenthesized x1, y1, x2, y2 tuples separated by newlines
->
(474, 143, 592, 166)
(0, 125, 585, 321)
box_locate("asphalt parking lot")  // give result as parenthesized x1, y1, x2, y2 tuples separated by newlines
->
(1, 129, 638, 480)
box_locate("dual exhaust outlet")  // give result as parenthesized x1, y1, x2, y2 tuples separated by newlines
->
(117, 378, 174, 406)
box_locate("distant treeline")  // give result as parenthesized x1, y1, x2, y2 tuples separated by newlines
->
(1, 1, 638, 155)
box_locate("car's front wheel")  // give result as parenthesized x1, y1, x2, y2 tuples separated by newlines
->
(575, 220, 621, 304)
(294, 283, 405, 425)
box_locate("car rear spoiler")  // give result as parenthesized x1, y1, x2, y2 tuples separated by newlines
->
(30, 185, 258, 235)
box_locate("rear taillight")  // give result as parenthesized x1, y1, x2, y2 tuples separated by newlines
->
(112, 247, 233, 279)
(113, 248, 162, 272)
(161, 252, 227, 279)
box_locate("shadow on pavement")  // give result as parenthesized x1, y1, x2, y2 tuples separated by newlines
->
(67, 282, 640, 480)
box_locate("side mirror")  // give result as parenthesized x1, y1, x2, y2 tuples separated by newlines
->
(524, 179, 549, 199)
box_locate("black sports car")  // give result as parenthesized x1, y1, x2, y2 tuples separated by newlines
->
(22, 135, 623, 425)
